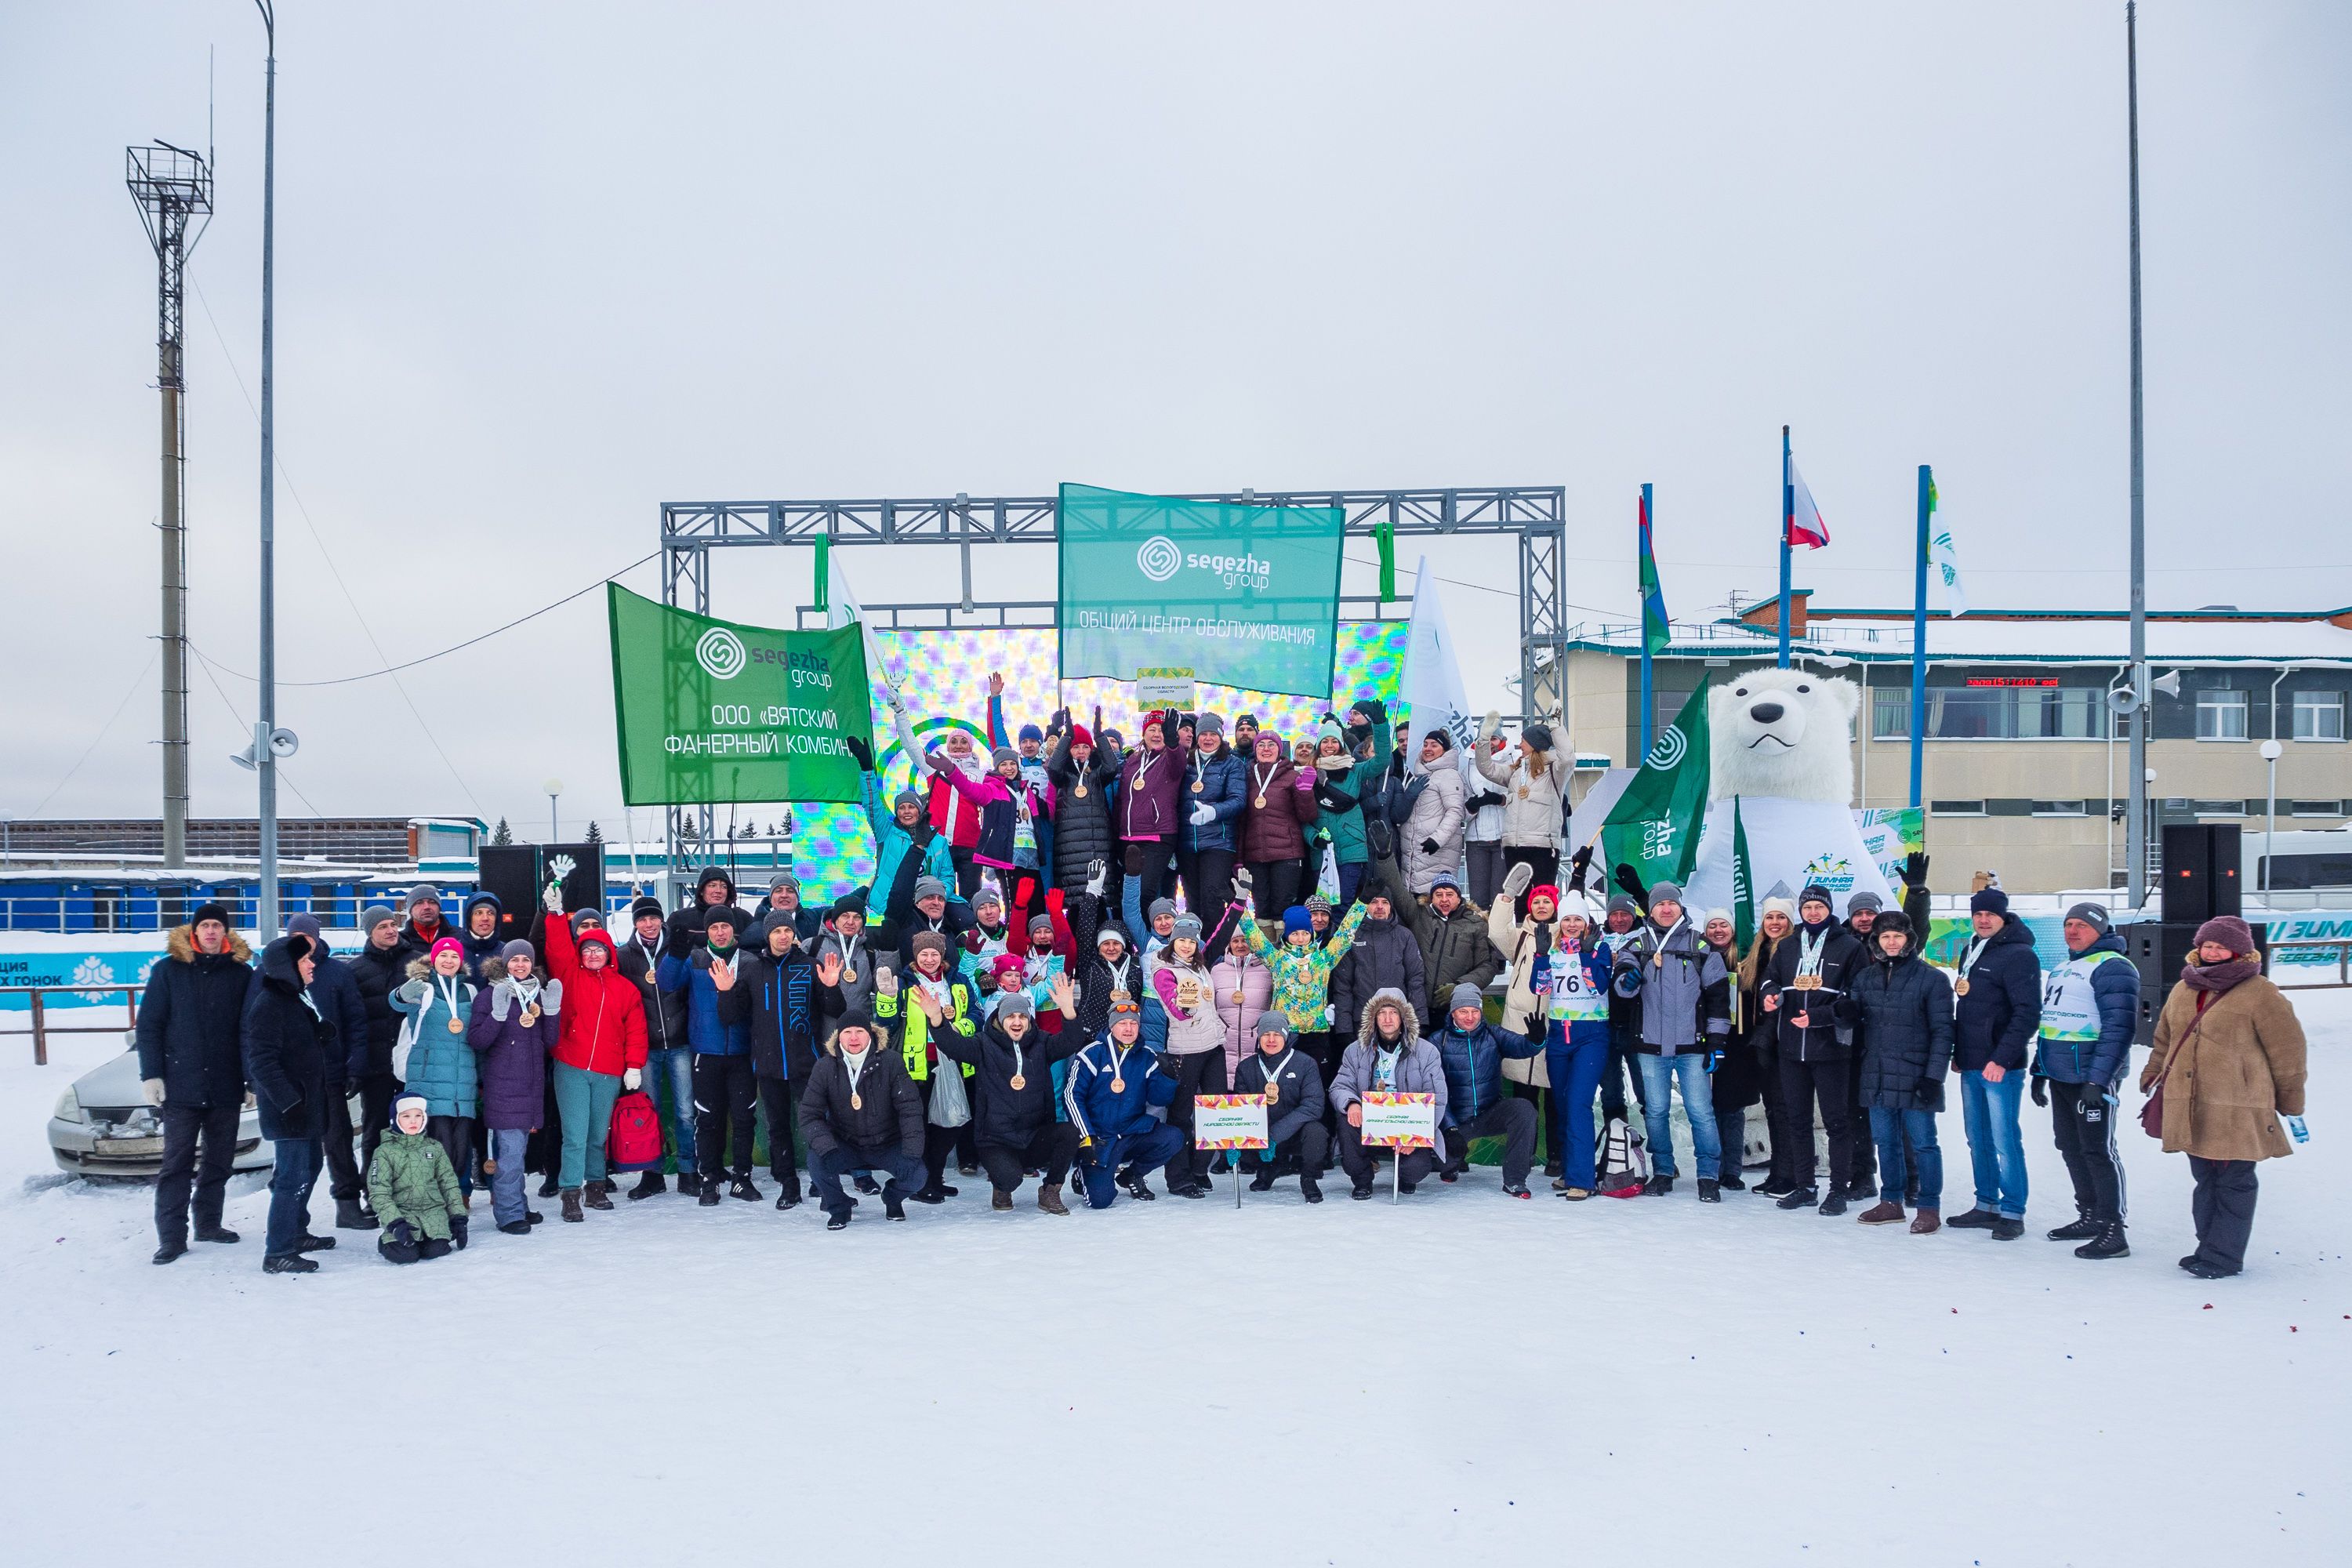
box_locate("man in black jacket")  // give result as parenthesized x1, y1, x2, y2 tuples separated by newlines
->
(244, 933, 339, 1274)
(1330, 886, 1427, 1032)
(285, 913, 375, 1232)
(738, 920, 839, 1209)
(936, 984, 1086, 1214)
(136, 902, 254, 1265)
(798, 1011, 930, 1230)
(344, 906, 408, 1179)
(1945, 887, 2042, 1237)
(615, 895, 697, 1199)
(1762, 884, 1867, 1215)
(1231, 1018, 1330, 1201)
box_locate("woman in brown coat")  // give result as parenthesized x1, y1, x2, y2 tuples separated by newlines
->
(2139, 915, 2307, 1279)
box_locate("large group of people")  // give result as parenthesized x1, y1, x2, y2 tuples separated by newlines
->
(132, 683, 2310, 1281)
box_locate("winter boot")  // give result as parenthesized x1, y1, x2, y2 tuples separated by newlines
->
(1945, 1207, 1998, 1230)
(1249, 1167, 1277, 1193)
(698, 1177, 724, 1207)
(1503, 1181, 1532, 1199)
(561, 1188, 585, 1222)
(335, 1198, 379, 1231)
(1718, 1173, 1747, 1191)
(730, 1175, 761, 1203)
(1910, 1209, 1941, 1235)
(1559, 1187, 1592, 1200)
(826, 1211, 851, 1231)
(1038, 1182, 1070, 1216)
(1697, 1179, 1721, 1203)
(910, 1184, 949, 1205)
(1642, 1174, 1675, 1196)
(262, 1253, 318, 1275)
(1117, 1171, 1158, 1203)
(2074, 1222, 2129, 1260)
(1301, 1175, 1323, 1203)
(1858, 1201, 1907, 1226)
(2047, 1214, 2100, 1242)
(883, 1186, 908, 1221)
(853, 1174, 881, 1195)
(497, 1219, 531, 1236)
(192, 1225, 240, 1244)
(1817, 1192, 1849, 1217)
(292, 1233, 337, 1253)
(2180, 1256, 2234, 1279)
(152, 1242, 187, 1265)
(1775, 1188, 1818, 1210)
(537, 1173, 561, 1199)
(775, 1191, 801, 1211)
(992, 1189, 1014, 1211)
(1350, 1179, 1374, 1201)
(629, 1171, 667, 1200)
(583, 1183, 613, 1211)
(677, 1172, 703, 1198)
(1987, 1218, 2024, 1240)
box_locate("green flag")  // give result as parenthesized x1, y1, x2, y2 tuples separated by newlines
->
(1598, 682, 1711, 893)
(607, 583, 874, 808)
(1730, 795, 1756, 950)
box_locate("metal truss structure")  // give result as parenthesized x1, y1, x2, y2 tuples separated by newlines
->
(657, 487, 1566, 877)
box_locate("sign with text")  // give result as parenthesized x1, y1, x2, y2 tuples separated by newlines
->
(1134, 667, 1197, 708)
(1058, 483, 1344, 699)
(1357, 1091, 1437, 1150)
(1191, 1094, 1270, 1150)
(607, 583, 874, 807)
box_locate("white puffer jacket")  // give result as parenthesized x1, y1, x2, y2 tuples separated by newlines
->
(1473, 714, 1570, 849)
(1399, 753, 1466, 894)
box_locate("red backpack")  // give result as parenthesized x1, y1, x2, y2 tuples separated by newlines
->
(607, 1091, 665, 1172)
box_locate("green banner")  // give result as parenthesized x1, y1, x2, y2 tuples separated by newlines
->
(1057, 482, 1344, 699)
(607, 583, 873, 807)
(1598, 682, 1712, 895)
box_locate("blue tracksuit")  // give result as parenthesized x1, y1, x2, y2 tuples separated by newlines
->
(1063, 1033, 1182, 1208)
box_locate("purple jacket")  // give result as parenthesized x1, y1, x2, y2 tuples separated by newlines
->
(467, 976, 559, 1131)
(1117, 742, 1184, 842)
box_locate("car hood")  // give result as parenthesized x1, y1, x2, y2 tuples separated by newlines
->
(72, 1048, 152, 1112)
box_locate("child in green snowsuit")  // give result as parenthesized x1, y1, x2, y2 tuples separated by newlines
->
(368, 1091, 468, 1264)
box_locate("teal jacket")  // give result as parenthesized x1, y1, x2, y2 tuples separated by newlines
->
(862, 771, 960, 931)
(1325, 717, 1394, 866)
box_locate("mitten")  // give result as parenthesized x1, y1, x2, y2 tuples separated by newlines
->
(2030, 1076, 2049, 1108)
(385, 1218, 415, 1247)
(141, 1077, 166, 1106)
(1902, 851, 1930, 889)
(490, 978, 515, 1022)
(540, 979, 562, 1015)
(1613, 863, 1649, 906)
(1153, 1051, 1181, 1076)
(623, 1067, 642, 1091)
(1190, 803, 1215, 826)
(1501, 861, 1534, 898)
(448, 1214, 469, 1250)
(396, 978, 426, 1004)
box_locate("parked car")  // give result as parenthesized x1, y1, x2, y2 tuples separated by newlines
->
(48, 1047, 271, 1178)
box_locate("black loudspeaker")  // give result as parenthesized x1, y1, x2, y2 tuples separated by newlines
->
(477, 844, 605, 939)
(2124, 918, 2268, 1046)
(2161, 823, 2241, 926)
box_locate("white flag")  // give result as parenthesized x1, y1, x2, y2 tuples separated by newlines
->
(827, 554, 919, 757)
(1402, 557, 1475, 754)
(1929, 509, 1969, 619)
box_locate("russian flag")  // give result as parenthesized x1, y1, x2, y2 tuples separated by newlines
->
(1785, 463, 1831, 550)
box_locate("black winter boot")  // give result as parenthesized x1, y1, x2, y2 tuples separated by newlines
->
(335, 1198, 379, 1231)
(152, 1242, 187, 1265)
(677, 1172, 703, 1198)
(698, 1177, 724, 1207)
(262, 1253, 318, 1274)
(2047, 1215, 2100, 1242)
(2074, 1222, 2129, 1260)
(730, 1175, 761, 1202)
(1775, 1188, 1818, 1210)
(629, 1171, 666, 1200)
(538, 1174, 561, 1199)
(1697, 1179, 1721, 1203)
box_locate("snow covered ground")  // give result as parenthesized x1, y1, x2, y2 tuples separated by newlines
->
(2, 1000, 2344, 1566)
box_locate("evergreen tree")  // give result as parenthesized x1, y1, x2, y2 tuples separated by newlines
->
(492, 817, 513, 846)
(585, 819, 603, 844)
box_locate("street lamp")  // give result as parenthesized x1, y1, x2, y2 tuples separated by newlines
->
(2259, 739, 2283, 898)
(544, 778, 563, 844)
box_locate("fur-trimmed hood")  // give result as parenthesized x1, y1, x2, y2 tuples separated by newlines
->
(477, 955, 548, 986)
(405, 956, 475, 984)
(164, 924, 252, 965)
(1352, 986, 1422, 1051)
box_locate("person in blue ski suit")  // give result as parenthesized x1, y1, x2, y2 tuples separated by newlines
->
(1062, 998, 1185, 1209)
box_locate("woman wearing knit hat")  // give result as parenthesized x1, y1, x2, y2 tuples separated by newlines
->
(1044, 707, 1119, 896)
(1147, 912, 1225, 1196)
(468, 940, 559, 1234)
(1238, 729, 1317, 920)
(2139, 916, 2309, 1278)
(387, 936, 482, 1200)
(1737, 888, 1800, 1196)
(1472, 709, 1568, 917)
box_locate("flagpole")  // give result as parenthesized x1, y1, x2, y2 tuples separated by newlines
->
(1639, 483, 1655, 757)
(1777, 426, 1793, 668)
(1909, 465, 1930, 810)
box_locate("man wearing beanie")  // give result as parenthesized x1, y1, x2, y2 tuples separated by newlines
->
(798, 1010, 929, 1229)
(285, 912, 375, 1231)
(394, 885, 448, 964)
(2031, 902, 2138, 1258)
(935, 978, 1085, 1213)
(137, 900, 254, 1264)
(1945, 887, 2042, 1238)
(345, 905, 409, 1179)
(1762, 884, 1867, 1214)
(659, 906, 760, 1203)
(1609, 880, 1732, 1200)
(1428, 982, 1541, 1196)
(754, 872, 823, 947)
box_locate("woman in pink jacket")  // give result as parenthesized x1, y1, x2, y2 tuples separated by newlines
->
(1210, 920, 1272, 1088)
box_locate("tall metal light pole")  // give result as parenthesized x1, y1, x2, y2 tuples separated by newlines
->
(254, 2, 281, 933)
(2123, 2, 2151, 909)
(126, 143, 212, 874)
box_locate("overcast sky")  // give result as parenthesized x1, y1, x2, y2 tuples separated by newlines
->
(4, 2, 2347, 838)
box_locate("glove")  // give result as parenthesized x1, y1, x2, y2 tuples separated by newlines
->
(1501, 860, 1534, 898)
(490, 978, 515, 1021)
(1613, 863, 1649, 907)
(1610, 964, 1642, 1000)
(1567, 844, 1594, 891)
(2030, 1076, 2049, 1108)
(141, 1077, 166, 1107)
(542, 881, 564, 913)
(396, 978, 427, 1004)
(540, 978, 562, 1015)
(1917, 1077, 1941, 1098)
(1902, 851, 1929, 890)
(1258, 1146, 1276, 1164)
(1190, 803, 1215, 826)
(2286, 1115, 2309, 1144)
(1154, 1051, 1181, 1077)
(1420, 837, 1439, 856)
(623, 1068, 642, 1091)
(449, 1214, 469, 1251)
(1085, 858, 1108, 896)
(1352, 697, 1388, 725)
(844, 735, 873, 772)
(1481, 707, 1502, 739)
(385, 1218, 415, 1247)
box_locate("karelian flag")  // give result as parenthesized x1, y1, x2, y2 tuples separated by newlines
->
(1785, 463, 1831, 550)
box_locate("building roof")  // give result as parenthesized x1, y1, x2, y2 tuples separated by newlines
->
(1566, 604, 2352, 667)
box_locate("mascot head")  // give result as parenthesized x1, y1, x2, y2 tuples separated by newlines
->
(1708, 668, 1860, 804)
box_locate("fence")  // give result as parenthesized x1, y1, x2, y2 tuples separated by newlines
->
(0, 986, 142, 1065)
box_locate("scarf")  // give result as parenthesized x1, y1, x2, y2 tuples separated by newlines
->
(2181, 954, 2259, 995)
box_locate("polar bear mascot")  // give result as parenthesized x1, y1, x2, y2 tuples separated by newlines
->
(1674, 668, 1896, 916)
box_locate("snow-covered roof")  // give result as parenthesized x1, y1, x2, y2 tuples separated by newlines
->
(1566, 613, 2352, 666)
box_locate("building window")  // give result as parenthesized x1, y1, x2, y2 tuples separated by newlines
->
(2196, 687, 2248, 741)
(2292, 690, 2346, 742)
(1930, 799, 1986, 816)
(1874, 684, 2104, 740)
(2032, 800, 2088, 817)
(2190, 798, 2245, 817)
(2290, 799, 2347, 818)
